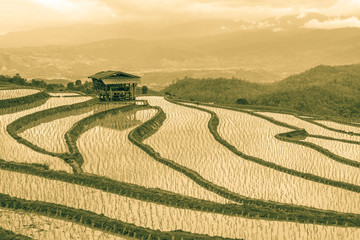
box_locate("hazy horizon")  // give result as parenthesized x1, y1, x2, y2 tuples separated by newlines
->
(1, 0, 360, 87)
(1, 0, 360, 35)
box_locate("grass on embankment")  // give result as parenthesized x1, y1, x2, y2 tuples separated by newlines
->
(127, 98, 360, 227)
(0, 193, 237, 240)
(6, 98, 146, 173)
(168, 98, 360, 193)
(0, 91, 49, 115)
(0, 226, 33, 240)
(2, 95, 360, 229)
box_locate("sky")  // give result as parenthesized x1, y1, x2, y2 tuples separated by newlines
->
(1, 0, 360, 34)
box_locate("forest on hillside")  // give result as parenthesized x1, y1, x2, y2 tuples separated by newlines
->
(164, 64, 360, 119)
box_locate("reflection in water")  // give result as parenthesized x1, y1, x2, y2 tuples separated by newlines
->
(93, 109, 141, 131)
(16, 102, 132, 134)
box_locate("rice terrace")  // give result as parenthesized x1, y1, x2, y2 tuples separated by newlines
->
(1, 0, 360, 239)
(0, 64, 359, 240)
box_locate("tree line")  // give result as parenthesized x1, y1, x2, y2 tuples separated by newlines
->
(0, 74, 94, 94)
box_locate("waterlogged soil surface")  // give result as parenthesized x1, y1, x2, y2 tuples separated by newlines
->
(0, 89, 40, 100)
(0, 208, 128, 240)
(139, 97, 360, 213)
(0, 97, 91, 172)
(78, 108, 230, 203)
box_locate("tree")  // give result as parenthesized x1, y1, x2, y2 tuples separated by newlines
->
(31, 79, 47, 88)
(67, 82, 74, 89)
(142, 85, 148, 94)
(46, 84, 55, 91)
(75, 80, 82, 86)
(236, 98, 249, 105)
(11, 74, 27, 85)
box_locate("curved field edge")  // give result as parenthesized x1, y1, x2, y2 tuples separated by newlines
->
(297, 117, 360, 137)
(246, 110, 360, 168)
(0, 91, 49, 115)
(3, 97, 360, 226)
(1, 159, 360, 228)
(250, 111, 360, 168)
(276, 130, 360, 168)
(126, 100, 360, 226)
(316, 119, 360, 129)
(65, 101, 150, 170)
(167, 99, 360, 193)
(0, 226, 33, 240)
(6, 98, 98, 173)
(0, 89, 40, 100)
(175, 98, 360, 136)
(6, 98, 148, 173)
(0, 209, 127, 240)
(0, 194, 236, 240)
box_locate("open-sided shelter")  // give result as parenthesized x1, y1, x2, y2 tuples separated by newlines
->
(88, 71, 140, 101)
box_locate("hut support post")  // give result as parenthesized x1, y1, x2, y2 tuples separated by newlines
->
(132, 83, 136, 100)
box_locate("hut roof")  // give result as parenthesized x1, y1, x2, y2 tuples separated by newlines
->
(102, 78, 140, 85)
(89, 71, 140, 80)
(89, 71, 140, 85)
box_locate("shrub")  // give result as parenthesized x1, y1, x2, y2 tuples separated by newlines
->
(236, 98, 249, 105)
(142, 85, 148, 94)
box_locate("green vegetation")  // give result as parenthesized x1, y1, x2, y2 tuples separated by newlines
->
(6, 98, 148, 173)
(6, 99, 98, 173)
(164, 77, 267, 103)
(0, 80, 22, 89)
(276, 131, 360, 168)
(0, 227, 33, 240)
(0, 73, 162, 98)
(164, 64, 360, 120)
(0, 91, 50, 115)
(135, 86, 161, 96)
(0, 74, 65, 92)
(167, 99, 360, 193)
(66, 80, 94, 94)
(2, 66, 360, 238)
(236, 98, 249, 105)
(298, 116, 360, 137)
(141, 85, 148, 94)
(0, 74, 94, 94)
(0, 74, 29, 87)
(2, 93, 360, 237)
(277, 129, 309, 141)
(0, 193, 236, 240)
(2, 151, 360, 229)
(127, 99, 360, 226)
(66, 103, 149, 168)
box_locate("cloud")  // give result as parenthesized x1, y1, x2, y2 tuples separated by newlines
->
(304, 16, 360, 29)
(199, 0, 339, 8)
(323, 0, 360, 16)
(0, 0, 118, 34)
(98, 0, 296, 22)
(1, 0, 360, 34)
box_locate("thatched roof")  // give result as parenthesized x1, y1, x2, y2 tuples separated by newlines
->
(102, 78, 140, 84)
(89, 71, 140, 80)
(89, 71, 140, 85)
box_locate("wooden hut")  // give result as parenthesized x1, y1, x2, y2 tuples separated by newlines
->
(88, 71, 140, 101)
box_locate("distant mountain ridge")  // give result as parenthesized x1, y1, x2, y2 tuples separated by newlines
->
(0, 22, 164, 48)
(1, 27, 360, 85)
(0, 13, 357, 48)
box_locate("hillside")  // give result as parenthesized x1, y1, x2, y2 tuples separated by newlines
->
(0, 14, 330, 48)
(164, 64, 360, 118)
(0, 22, 166, 48)
(164, 77, 270, 103)
(1, 28, 360, 87)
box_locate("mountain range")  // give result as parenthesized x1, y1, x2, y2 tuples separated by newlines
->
(0, 14, 360, 88)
